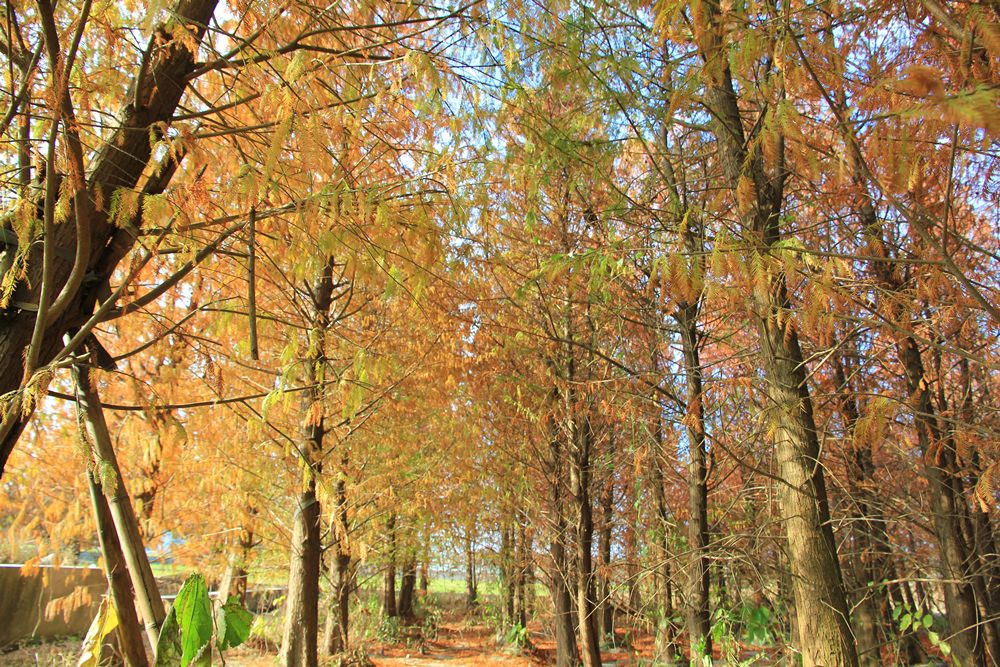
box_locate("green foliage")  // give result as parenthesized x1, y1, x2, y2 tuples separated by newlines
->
(892, 603, 951, 657)
(709, 604, 772, 667)
(376, 614, 403, 643)
(155, 574, 253, 666)
(502, 622, 529, 649)
(216, 596, 254, 651)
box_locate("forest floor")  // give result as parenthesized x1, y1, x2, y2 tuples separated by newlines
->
(1, 603, 782, 666)
(221, 613, 660, 666)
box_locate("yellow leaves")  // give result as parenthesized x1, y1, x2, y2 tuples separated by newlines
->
(46, 584, 93, 625)
(78, 597, 119, 667)
(110, 187, 140, 228)
(939, 86, 1000, 133)
(975, 461, 998, 513)
(854, 396, 894, 451)
(285, 51, 308, 83)
(735, 174, 756, 217)
(262, 113, 294, 190)
(894, 64, 1000, 133)
(22, 370, 53, 420)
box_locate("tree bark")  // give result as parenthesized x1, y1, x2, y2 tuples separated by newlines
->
(398, 559, 417, 621)
(550, 421, 580, 667)
(898, 339, 984, 666)
(677, 306, 712, 664)
(324, 456, 351, 655)
(75, 364, 166, 654)
(832, 352, 894, 667)
(323, 543, 352, 655)
(87, 471, 148, 667)
(279, 488, 321, 667)
(649, 355, 679, 664)
(500, 522, 516, 628)
(598, 469, 613, 641)
(464, 528, 477, 608)
(280, 262, 336, 667)
(694, 5, 859, 663)
(552, 522, 579, 667)
(515, 511, 530, 628)
(384, 513, 398, 618)
(623, 479, 641, 614)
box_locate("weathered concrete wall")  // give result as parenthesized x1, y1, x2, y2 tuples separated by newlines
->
(0, 564, 106, 648)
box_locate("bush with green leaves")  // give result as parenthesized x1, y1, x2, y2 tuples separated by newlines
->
(154, 574, 254, 667)
(892, 604, 951, 658)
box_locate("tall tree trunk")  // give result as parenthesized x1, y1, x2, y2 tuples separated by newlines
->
(398, 559, 417, 621)
(279, 487, 321, 667)
(323, 544, 352, 655)
(465, 528, 477, 608)
(324, 459, 351, 655)
(695, 4, 859, 662)
(677, 306, 712, 663)
(623, 479, 641, 614)
(898, 335, 984, 665)
(552, 520, 579, 667)
(566, 391, 601, 667)
(957, 359, 1000, 664)
(550, 422, 580, 667)
(515, 510, 530, 628)
(500, 522, 516, 628)
(87, 471, 148, 667)
(832, 352, 896, 667)
(75, 364, 166, 654)
(650, 354, 679, 664)
(598, 469, 613, 641)
(280, 264, 335, 667)
(384, 513, 398, 618)
(419, 529, 431, 595)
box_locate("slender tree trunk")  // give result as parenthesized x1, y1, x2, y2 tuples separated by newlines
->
(500, 522, 515, 627)
(623, 480, 641, 614)
(695, 6, 859, 660)
(677, 307, 712, 663)
(324, 460, 351, 655)
(898, 339, 984, 665)
(649, 357, 679, 664)
(279, 487, 321, 667)
(465, 529, 477, 608)
(278, 399, 324, 667)
(598, 469, 614, 641)
(515, 511, 529, 628)
(87, 471, 148, 667)
(565, 387, 600, 667)
(419, 529, 430, 595)
(323, 545, 352, 655)
(957, 360, 1000, 664)
(280, 259, 336, 667)
(75, 364, 166, 654)
(552, 521, 579, 667)
(550, 423, 580, 667)
(832, 353, 893, 667)
(384, 513, 398, 618)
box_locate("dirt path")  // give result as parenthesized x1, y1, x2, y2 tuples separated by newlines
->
(373, 622, 536, 666)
